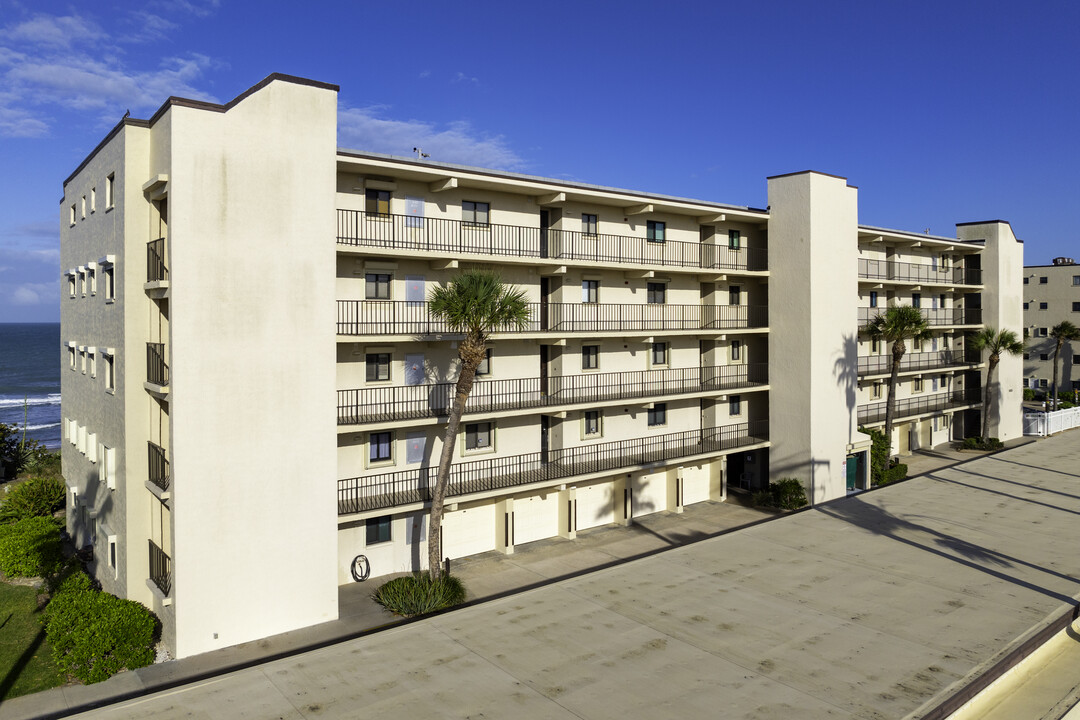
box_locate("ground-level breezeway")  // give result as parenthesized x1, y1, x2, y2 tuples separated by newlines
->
(14, 432, 1080, 720)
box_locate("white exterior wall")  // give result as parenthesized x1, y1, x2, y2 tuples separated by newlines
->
(767, 172, 860, 503)
(165, 79, 339, 658)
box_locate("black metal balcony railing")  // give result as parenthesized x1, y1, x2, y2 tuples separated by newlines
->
(857, 350, 981, 376)
(148, 539, 172, 595)
(858, 307, 982, 328)
(148, 441, 170, 492)
(147, 238, 168, 282)
(146, 342, 169, 386)
(858, 258, 981, 286)
(857, 388, 981, 425)
(337, 301, 768, 336)
(339, 363, 768, 425)
(337, 210, 768, 272)
(339, 420, 768, 514)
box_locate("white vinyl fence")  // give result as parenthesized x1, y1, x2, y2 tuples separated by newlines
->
(1023, 406, 1080, 436)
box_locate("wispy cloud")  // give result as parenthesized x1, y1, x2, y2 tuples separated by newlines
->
(7, 14, 106, 49)
(338, 105, 524, 170)
(10, 282, 56, 306)
(452, 71, 479, 85)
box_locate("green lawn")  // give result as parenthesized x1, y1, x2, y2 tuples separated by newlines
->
(0, 581, 66, 701)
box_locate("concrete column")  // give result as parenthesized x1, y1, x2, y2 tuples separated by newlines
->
(558, 487, 576, 540)
(710, 456, 727, 501)
(495, 497, 514, 555)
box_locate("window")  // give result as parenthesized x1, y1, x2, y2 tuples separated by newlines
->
(366, 516, 392, 545)
(102, 352, 115, 391)
(1023, 353, 1030, 360)
(871, 337, 880, 353)
(647, 282, 666, 304)
(872, 382, 882, 399)
(465, 422, 492, 450)
(651, 342, 668, 366)
(68, 345, 76, 370)
(109, 537, 117, 569)
(582, 345, 599, 370)
(646, 220, 665, 242)
(582, 280, 599, 303)
(365, 189, 390, 216)
(365, 273, 391, 300)
(1040, 379, 1048, 388)
(106, 173, 114, 209)
(80, 348, 87, 374)
(912, 293, 921, 309)
(582, 213, 598, 236)
(476, 348, 492, 376)
(78, 269, 86, 296)
(1073, 302, 1080, 312)
(729, 395, 741, 416)
(1039, 327, 1048, 337)
(728, 229, 740, 249)
(1040, 277, 1048, 284)
(1074, 276, 1080, 286)
(584, 410, 601, 437)
(940, 254, 950, 269)
(729, 286, 741, 306)
(1023, 302, 1029, 310)
(731, 340, 742, 361)
(647, 403, 667, 426)
(1074, 355, 1080, 364)
(70, 204, 76, 225)
(103, 265, 115, 300)
(68, 273, 76, 298)
(369, 431, 392, 463)
(913, 377, 923, 393)
(1023, 277, 1029, 284)
(1040, 302, 1048, 310)
(88, 349, 96, 378)
(869, 291, 878, 308)
(81, 196, 86, 219)
(88, 266, 97, 295)
(1040, 354, 1049, 361)
(90, 187, 96, 213)
(462, 200, 489, 226)
(366, 353, 390, 382)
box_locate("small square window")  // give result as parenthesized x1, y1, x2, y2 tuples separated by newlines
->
(366, 273, 391, 300)
(729, 286, 741, 306)
(647, 403, 667, 427)
(729, 395, 741, 416)
(1040, 379, 1048, 388)
(582, 280, 599, 303)
(582, 345, 599, 370)
(365, 189, 391, 217)
(1023, 302, 1030, 310)
(731, 340, 742, 361)
(462, 200, 490, 226)
(1023, 277, 1029, 284)
(366, 353, 390, 382)
(1024, 353, 1030, 360)
(646, 220, 665, 243)
(1040, 277, 1048, 284)
(370, 431, 392, 463)
(582, 213, 598, 236)
(1040, 328, 1048, 337)
(651, 342, 668, 366)
(1073, 302, 1080, 312)
(728, 229, 740, 249)
(647, 282, 666, 304)
(476, 348, 492, 376)
(869, 291, 878, 308)
(465, 422, 492, 450)
(366, 515, 392, 545)
(1040, 302, 1048, 310)
(1040, 353, 1049, 361)
(1073, 276, 1080, 286)
(1073, 355, 1080, 364)
(584, 410, 601, 437)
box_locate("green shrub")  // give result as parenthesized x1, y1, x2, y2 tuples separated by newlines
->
(961, 436, 1003, 451)
(752, 478, 808, 510)
(1023, 388, 1035, 401)
(0, 476, 66, 523)
(24, 448, 61, 480)
(0, 423, 32, 481)
(44, 571, 158, 683)
(372, 574, 466, 617)
(861, 427, 891, 486)
(0, 516, 63, 577)
(882, 463, 908, 485)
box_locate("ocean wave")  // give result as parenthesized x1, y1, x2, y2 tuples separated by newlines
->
(14, 423, 61, 431)
(0, 394, 61, 408)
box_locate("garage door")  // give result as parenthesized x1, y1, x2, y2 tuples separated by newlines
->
(681, 464, 710, 506)
(576, 482, 615, 531)
(443, 504, 496, 560)
(631, 473, 666, 518)
(513, 494, 559, 546)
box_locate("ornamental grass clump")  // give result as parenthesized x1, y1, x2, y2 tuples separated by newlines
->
(372, 573, 466, 617)
(0, 476, 66, 523)
(751, 478, 809, 511)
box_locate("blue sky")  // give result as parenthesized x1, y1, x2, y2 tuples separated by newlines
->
(1, 0, 1078, 322)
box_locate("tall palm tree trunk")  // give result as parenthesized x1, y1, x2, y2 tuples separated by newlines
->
(883, 341, 904, 453)
(981, 356, 997, 439)
(1052, 340, 1062, 409)
(428, 341, 483, 579)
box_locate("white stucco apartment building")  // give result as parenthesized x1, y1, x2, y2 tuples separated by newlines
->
(59, 74, 1024, 659)
(1022, 257, 1080, 396)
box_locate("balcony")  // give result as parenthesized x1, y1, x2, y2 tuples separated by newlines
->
(148, 441, 170, 492)
(857, 350, 982, 376)
(147, 238, 168, 282)
(337, 301, 768, 336)
(339, 363, 768, 424)
(146, 342, 170, 387)
(858, 307, 982, 328)
(148, 539, 172, 596)
(337, 210, 768, 272)
(857, 388, 981, 425)
(339, 420, 769, 514)
(858, 258, 981, 286)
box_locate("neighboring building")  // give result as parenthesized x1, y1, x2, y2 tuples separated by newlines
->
(1022, 257, 1080, 397)
(60, 74, 1024, 659)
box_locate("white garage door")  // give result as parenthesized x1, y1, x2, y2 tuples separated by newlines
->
(632, 473, 667, 518)
(513, 494, 559, 546)
(443, 505, 496, 560)
(681, 464, 710, 506)
(575, 482, 615, 530)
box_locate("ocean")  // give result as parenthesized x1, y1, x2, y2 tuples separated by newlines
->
(0, 323, 61, 449)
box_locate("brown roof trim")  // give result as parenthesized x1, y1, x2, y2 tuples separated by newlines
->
(63, 73, 338, 189)
(956, 219, 1012, 227)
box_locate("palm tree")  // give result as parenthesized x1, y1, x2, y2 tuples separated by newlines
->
(427, 270, 530, 578)
(864, 305, 931, 455)
(1049, 321, 1080, 409)
(970, 328, 1024, 439)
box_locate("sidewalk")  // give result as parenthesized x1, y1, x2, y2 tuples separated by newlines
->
(0, 437, 1039, 719)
